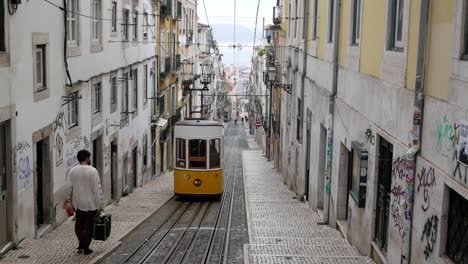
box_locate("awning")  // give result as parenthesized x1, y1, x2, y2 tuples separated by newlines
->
(154, 118, 168, 128)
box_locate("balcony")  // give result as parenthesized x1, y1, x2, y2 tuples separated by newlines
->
(273, 6, 282, 25)
(186, 30, 194, 46)
(177, 1, 182, 20)
(161, 0, 172, 18)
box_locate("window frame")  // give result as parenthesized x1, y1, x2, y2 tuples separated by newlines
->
(462, 0, 468, 60)
(68, 92, 79, 128)
(123, 9, 130, 40)
(389, 0, 405, 50)
(92, 82, 102, 114)
(0, 0, 5, 52)
(142, 135, 148, 168)
(34, 44, 47, 91)
(66, 0, 79, 45)
(328, 0, 335, 43)
(209, 138, 221, 169)
(110, 75, 117, 106)
(176, 138, 187, 168)
(296, 97, 302, 142)
(111, 1, 117, 33)
(122, 72, 129, 113)
(91, 0, 101, 44)
(143, 64, 148, 104)
(312, 0, 318, 40)
(188, 139, 207, 169)
(351, 0, 362, 45)
(132, 68, 138, 111)
(143, 12, 148, 39)
(132, 10, 138, 40)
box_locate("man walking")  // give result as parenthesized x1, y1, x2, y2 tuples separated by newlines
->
(67, 150, 104, 255)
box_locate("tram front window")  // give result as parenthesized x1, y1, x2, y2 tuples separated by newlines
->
(210, 139, 221, 169)
(189, 139, 207, 169)
(176, 138, 186, 168)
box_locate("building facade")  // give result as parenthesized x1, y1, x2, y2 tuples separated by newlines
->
(270, 0, 468, 263)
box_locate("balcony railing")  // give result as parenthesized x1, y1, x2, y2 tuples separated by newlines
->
(161, 0, 172, 18)
(273, 6, 282, 25)
(161, 57, 171, 78)
(177, 1, 182, 19)
(186, 30, 193, 46)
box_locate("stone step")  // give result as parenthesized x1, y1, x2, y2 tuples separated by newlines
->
(252, 227, 344, 239)
(250, 237, 352, 247)
(247, 255, 375, 264)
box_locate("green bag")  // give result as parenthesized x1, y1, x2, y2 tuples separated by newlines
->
(93, 211, 111, 241)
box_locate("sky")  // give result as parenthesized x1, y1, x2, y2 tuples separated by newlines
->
(197, 0, 276, 66)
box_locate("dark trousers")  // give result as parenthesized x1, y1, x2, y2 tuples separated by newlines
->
(75, 209, 97, 250)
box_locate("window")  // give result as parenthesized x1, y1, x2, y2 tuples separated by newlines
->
(446, 189, 468, 263)
(350, 148, 360, 195)
(389, 0, 404, 50)
(288, 3, 291, 37)
(153, 14, 157, 39)
(122, 72, 129, 112)
(209, 139, 221, 169)
(296, 98, 302, 141)
(132, 68, 138, 110)
(0, 1, 5, 52)
(143, 65, 148, 104)
(143, 135, 148, 168)
(176, 138, 186, 168)
(189, 139, 207, 169)
(157, 94, 165, 115)
(68, 92, 79, 128)
(34, 44, 46, 91)
(133, 10, 138, 40)
(123, 9, 129, 40)
(294, 0, 298, 38)
(91, 0, 101, 43)
(351, 0, 361, 45)
(92, 82, 102, 114)
(66, 0, 79, 45)
(111, 2, 117, 32)
(328, 0, 335, 43)
(463, 1, 468, 59)
(312, 0, 318, 40)
(143, 12, 148, 39)
(111, 76, 117, 105)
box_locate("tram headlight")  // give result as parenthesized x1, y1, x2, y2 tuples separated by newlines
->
(193, 179, 202, 187)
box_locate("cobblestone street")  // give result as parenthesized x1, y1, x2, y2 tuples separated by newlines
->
(242, 133, 374, 264)
(1, 173, 173, 264)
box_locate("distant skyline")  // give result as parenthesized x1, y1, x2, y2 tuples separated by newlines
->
(198, 0, 276, 66)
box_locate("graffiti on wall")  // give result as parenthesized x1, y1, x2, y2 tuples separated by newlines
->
(104, 145, 110, 168)
(54, 111, 67, 166)
(437, 116, 459, 160)
(417, 166, 436, 212)
(13, 140, 32, 192)
(65, 136, 92, 170)
(421, 215, 439, 260)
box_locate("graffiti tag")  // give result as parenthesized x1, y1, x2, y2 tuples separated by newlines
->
(18, 156, 33, 191)
(417, 166, 436, 212)
(421, 215, 439, 260)
(14, 140, 31, 154)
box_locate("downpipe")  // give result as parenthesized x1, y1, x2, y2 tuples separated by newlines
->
(324, 0, 341, 224)
(401, 0, 430, 263)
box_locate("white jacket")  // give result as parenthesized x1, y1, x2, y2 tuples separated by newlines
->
(67, 165, 104, 211)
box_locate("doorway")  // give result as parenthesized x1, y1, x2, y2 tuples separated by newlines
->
(0, 123, 9, 247)
(110, 141, 117, 200)
(160, 142, 165, 174)
(374, 137, 393, 252)
(317, 124, 327, 209)
(304, 110, 312, 200)
(36, 138, 52, 227)
(92, 137, 103, 182)
(336, 143, 351, 235)
(132, 147, 138, 190)
(123, 154, 128, 194)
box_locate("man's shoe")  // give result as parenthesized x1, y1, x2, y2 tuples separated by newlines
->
(83, 249, 94, 255)
(77, 246, 84, 253)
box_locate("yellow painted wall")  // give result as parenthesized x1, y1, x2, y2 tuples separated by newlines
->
(359, 0, 385, 77)
(317, 0, 327, 59)
(424, 0, 454, 100)
(339, 0, 350, 66)
(405, 0, 421, 90)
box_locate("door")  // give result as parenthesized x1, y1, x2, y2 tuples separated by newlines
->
(375, 137, 393, 252)
(0, 124, 8, 246)
(36, 138, 51, 226)
(132, 147, 138, 189)
(123, 155, 128, 193)
(110, 142, 117, 200)
(304, 110, 312, 200)
(160, 142, 164, 174)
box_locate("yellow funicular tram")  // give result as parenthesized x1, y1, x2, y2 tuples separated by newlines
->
(174, 119, 224, 198)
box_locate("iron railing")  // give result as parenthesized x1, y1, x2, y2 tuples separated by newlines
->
(175, 54, 181, 70)
(446, 189, 468, 263)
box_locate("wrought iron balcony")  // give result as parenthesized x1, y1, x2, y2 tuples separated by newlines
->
(161, 0, 172, 18)
(177, 1, 182, 19)
(161, 57, 171, 78)
(273, 6, 282, 25)
(175, 54, 181, 71)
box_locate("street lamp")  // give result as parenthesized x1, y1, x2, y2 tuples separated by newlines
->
(200, 63, 213, 118)
(265, 64, 277, 161)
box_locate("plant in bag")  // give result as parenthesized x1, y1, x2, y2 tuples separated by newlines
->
(93, 210, 111, 241)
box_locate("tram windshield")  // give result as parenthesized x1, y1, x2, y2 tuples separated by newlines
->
(209, 139, 221, 169)
(189, 139, 207, 169)
(176, 138, 186, 168)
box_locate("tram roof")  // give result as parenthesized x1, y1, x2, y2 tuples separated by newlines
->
(175, 119, 224, 127)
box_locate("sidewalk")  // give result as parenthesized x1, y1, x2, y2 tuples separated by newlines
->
(1, 173, 173, 264)
(242, 138, 374, 263)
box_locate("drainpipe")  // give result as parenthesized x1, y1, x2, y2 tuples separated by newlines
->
(401, 0, 430, 263)
(323, 0, 341, 223)
(299, 0, 309, 192)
